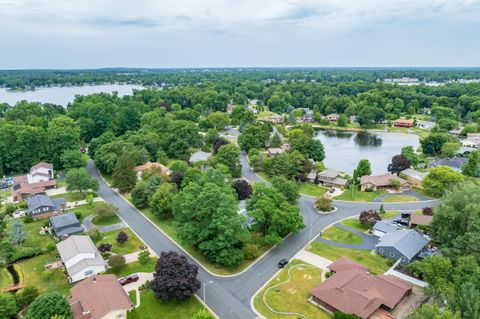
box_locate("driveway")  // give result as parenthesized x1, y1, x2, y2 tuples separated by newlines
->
(83, 214, 125, 233)
(315, 223, 379, 250)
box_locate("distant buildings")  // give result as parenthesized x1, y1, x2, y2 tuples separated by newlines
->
(428, 156, 467, 172)
(392, 119, 414, 128)
(416, 120, 434, 130)
(462, 133, 480, 148)
(325, 114, 339, 122)
(259, 113, 283, 124)
(400, 168, 427, 186)
(26, 194, 65, 219)
(11, 162, 57, 202)
(360, 174, 410, 191)
(134, 161, 170, 179)
(309, 169, 349, 188)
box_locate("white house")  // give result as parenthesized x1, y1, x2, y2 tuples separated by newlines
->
(57, 236, 107, 283)
(27, 162, 54, 184)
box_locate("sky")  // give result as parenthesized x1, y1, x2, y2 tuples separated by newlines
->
(1, 0, 479, 68)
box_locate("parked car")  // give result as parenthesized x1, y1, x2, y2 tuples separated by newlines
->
(119, 274, 139, 285)
(394, 219, 409, 226)
(278, 258, 289, 268)
(329, 188, 335, 193)
(401, 212, 411, 219)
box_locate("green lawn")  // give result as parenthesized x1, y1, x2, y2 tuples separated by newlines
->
(382, 210, 400, 219)
(253, 259, 329, 319)
(129, 289, 207, 319)
(256, 111, 274, 118)
(128, 290, 137, 306)
(382, 195, 418, 202)
(307, 242, 390, 275)
(95, 228, 144, 255)
(56, 180, 67, 188)
(52, 192, 86, 202)
(321, 226, 363, 244)
(334, 187, 384, 202)
(0, 267, 12, 291)
(341, 218, 372, 232)
(106, 258, 157, 278)
(66, 201, 104, 222)
(91, 214, 121, 226)
(412, 186, 436, 199)
(298, 183, 328, 197)
(8, 218, 56, 252)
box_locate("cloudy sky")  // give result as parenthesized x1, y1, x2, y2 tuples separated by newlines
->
(1, 0, 479, 68)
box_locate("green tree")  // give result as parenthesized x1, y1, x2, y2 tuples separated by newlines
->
(238, 124, 270, 152)
(15, 285, 39, 310)
(462, 150, 480, 177)
(24, 292, 72, 319)
(150, 183, 178, 219)
(337, 114, 348, 127)
(207, 112, 229, 130)
(289, 134, 325, 162)
(401, 146, 419, 167)
(92, 202, 118, 220)
(271, 176, 300, 204)
(455, 282, 480, 319)
(270, 132, 282, 148)
(214, 144, 242, 178)
(137, 250, 151, 265)
(65, 168, 99, 195)
(8, 219, 26, 245)
(204, 128, 219, 146)
(131, 181, 149, 208)
(356, 159, 371, 177)
(422, 166, 465, 197)
(421, 133, 457, 156)
(112, 152, 137, 193)
(60, 149, 86, 170)
(47, 115, 81, 168)
(108, 254, 126, 268)
(440, 142, 460, 158)
(0, 293, 17, 319)
(408, 305, 459, 319)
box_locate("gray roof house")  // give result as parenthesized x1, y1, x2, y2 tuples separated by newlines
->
(372, 221, 401, 238)
(428, 157, 467, 172)
(189, 151, 212, 163)
(316, 169, 349, 188)
(375, 229, 429, 264)
(50, 213, 84, 238)
(27, 194, 66, 219)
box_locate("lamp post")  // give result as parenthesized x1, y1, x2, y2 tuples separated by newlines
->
(203, 280, 213, 305)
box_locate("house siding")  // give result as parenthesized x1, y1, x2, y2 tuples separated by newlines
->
(376, 246, 410, 264)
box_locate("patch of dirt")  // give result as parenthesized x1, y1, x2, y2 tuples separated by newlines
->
(287, 288, 297, 294)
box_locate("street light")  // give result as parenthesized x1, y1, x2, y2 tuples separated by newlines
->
(203, 280, 213, 305)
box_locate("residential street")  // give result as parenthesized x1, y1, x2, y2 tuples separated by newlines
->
(87, 156, 441, 319)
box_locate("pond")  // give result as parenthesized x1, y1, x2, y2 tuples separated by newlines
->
(0, 84, 144, 106)
(315, 130, 420, 175)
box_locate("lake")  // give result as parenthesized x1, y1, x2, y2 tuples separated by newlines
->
(0, 84, 144, 106)
(316, 130, 420, 175)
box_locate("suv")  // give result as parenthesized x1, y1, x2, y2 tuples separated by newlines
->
(278, 258, 289, 268)
(119, 274, 139, 286)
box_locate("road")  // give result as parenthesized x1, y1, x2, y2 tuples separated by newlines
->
(87, 146, 440, 318)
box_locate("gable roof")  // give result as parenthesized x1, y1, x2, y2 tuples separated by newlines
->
(376, 229, 429, 259)
(373, 221, 400, 234)
(134, 161, 170, 175)
(27, 194, 55, 211)
(30, 162, 53, 171)
(56, 235, 98, 261)
(360, 174, 408, 187)
(401, 169, 427, 181)
(70, 275, 133, 319)
(318, 169, 340, 179)
(328, 256, 368, 273)
(189, 151, 212, 163)
(50, 213, 83, 237)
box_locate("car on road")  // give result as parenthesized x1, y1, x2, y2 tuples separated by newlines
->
(119, 274, 139, 286)
(278, 258, 289, 268)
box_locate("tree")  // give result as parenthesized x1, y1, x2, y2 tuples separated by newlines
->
(379, 204, 386, 215)
(408, 305, 459, 319)
(85, 194, 94, 206)
(97, 243, 112, 252)
(401, 146, 419, 167)
(441, 142, 460, 158)
(422, 166, 465, 197)
(462, 150, 480, 177)
(130, 181, 149, 208)
(47, 115, 81, 168)
(214, 144, 242, 178)
(356, 159, 371, 177)
(337, 114, 348, 127)
(92, 202, 118, 220)
(150, 183, 177, 219)
(421, 133, 457, 155)
(60, 149, 86, 170)
(204, 128, 219, 146)
(149, 251, 201, 302)
(289, 134, 325, 162)
(0, 293, 17, 319)
(232, 179, 253, 200)
(455, 282, 480, 319)
(24, 292, 72, 319)
(238, 124, 270, 152)
(315, 197, 332, 212)
(15, 285, 39, 310)
(116, 231, 129, 245)
(359, 210, 381, 226)
(8, 219, 26, 245)
(192, 308, 214, 319)
(207, 111, 229, 130)
(270, 132, 282, 148)
(212, 138, 229, 154)
(65, 168, 99, 195)
(108, 255, 126, 268)
(387, 154, 411, 175)
(138, 250, 151, 264)
(271, 176, 300, 204)
(112, 152, 137, 193)
(389, 178, 401, 190)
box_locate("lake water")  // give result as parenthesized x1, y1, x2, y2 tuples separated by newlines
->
(0, 84, 144, 106)
(316, 130, 420, 175)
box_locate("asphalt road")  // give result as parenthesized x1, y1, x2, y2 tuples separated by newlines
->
(87, 150, 440, 319)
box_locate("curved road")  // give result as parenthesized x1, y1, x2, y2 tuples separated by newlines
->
(87, 148, 440, 319)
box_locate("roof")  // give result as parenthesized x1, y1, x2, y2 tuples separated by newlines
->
(307, 171, 317, 180)
(310, 258, 412, 319)
(410, 214, 433, 226)
(70, 275, 133, 319)
(30, 162, 53, 171)
(189, 151, 212, 163)
(401, 169, 427, 181)
(429, 157, 467, 170)
(393, 119, 414, 125)
(267, 148, 284, 155)
(376, 229, 429, 259)
(56, 235, 98, 262)
(373, 221, 400, 234)
(27, 194, 55, 211)
(50, 213, 83, 237)
(328, 257, 368, 273)
(318, 169, 340, 179)
(12, 179, 57, 198)
(134, 161, 170, 175)
(360, 174, 408, 187)
(67, 254, 106, 277)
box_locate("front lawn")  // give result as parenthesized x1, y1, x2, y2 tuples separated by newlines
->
(334, 187, 384, 202)
(341, 218, 371, 232)
(107, 258, 157, 278)
(382, 210, 400, 219)
(298, 183, 328, 197)
(382, 195, 418, 202)
(321, 226, 363, 244)
(253, 259, 329, 319)
(128, 290, 137, 306)
(91, 214, 121, 226)
(128, 289, 207, 319)
(66, 201, 104, 222)
(95, 228, 143, 255)
(52, 192, 87, 202)
(307, 242, 390, 275)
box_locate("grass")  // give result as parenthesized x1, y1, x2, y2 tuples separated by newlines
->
(307, 242, 390, 275)
(334, 187, 384, 202)
(256, 111, 274, 118)
(56, 180, 67, 188)
(95, 228, 144, 255)
(52, 192, 86, 202)
(129, 289, 207, 319)
(106, 257, 157, 278)
(298, 183, 328, 197)
(91, 214, 121, 226)
(253, 259, 329, 319)
(20, 219, 56, 252)
(321, 226, 363, 244)
(412, 186, 436, 199)
(382, 195, 418, 202)
(0, 267, 12, 291)
(341, 218, 372, 232)
(382, 210, 400, 219)
(66, 201, 103, 222)
(128, 290, 137, 306)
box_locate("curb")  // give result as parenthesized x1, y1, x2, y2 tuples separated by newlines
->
(315, 206, 338, 214)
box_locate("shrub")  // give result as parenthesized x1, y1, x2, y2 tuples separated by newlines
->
(24, 215, 34, 223)
(315, 197, 332, 212)
(15, 285, 39, 310)
(364, 188, 373, 192)
(359, 210, 381, 226)
(5, 204, 16, 215)
(87, 228, 103, 242)
(108, 255, 126, 268)
(74, 212, 82, 220)
(422, 207, 434, 216)
(138, 250, 151, 264)
(46, 243, 56, 252)
(243, 243, 260, 260)
(233, 179, 253, 200)
(93, 202, 118, 221)
(98, 243, 112, 252)
(116, 231, 129, 245)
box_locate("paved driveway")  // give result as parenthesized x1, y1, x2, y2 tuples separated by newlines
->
(83, 214, 125, 233)
(315, 223, 379, 250)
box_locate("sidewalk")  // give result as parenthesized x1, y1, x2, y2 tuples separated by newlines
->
(124, 248, 158, 264)
(122, 272, 154, 308)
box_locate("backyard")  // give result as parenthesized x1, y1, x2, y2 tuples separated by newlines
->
(321, 226, 363, 244)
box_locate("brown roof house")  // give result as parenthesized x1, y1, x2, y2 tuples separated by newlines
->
(360, 174, 410, 192)
(70, 275, 133, 319)
(400, 169, 427, 186)
(134, 161, 170, 180)
(310, 257, 412, 319)
(393, 119, 414, 128)
(11, 162, 57, 202)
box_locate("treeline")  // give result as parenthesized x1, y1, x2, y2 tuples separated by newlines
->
(2, 68, 480, 89)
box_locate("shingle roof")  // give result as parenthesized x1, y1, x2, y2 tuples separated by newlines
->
(67, 254, 106, 277)
(50, 213, 80, 229)
(189, 151, 212, 163)
(318, 169, 340, 179)
(401, 169, 427, 181)
(27, 194, 55, 211)
(376, 230, 429, 259)
(360, 174, 408, 187)
(373, 221, 400, 234)
(56, 235, 98, 262)
(410, 214, 433, 226)
(30, 162, 53, 171)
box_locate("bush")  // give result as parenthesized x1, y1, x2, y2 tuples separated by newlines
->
(138, 250, 151, 264)
(359, 210, 381, 226)
(74, 212, 82, 220)
(364, 188, 373, 192)
(108, 255, 126, 268)
(315, 197, 332, 212)
(87, 228, 103, 242)
(116, 231, 129, 245)
(46, 243, 56, 252)
(10, 247, 41, 263)
(93, 202, 118, 221)
(98, 243, 112, 252)
(5, 204, 16, 215)
(24, 215, 34, 223)
(243, 243, 260, 260)
(15, 285, 39, 310)
(333, 311, 360, 319)
(422, 207, 434, 216)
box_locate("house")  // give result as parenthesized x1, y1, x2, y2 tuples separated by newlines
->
(410, 214, 433, 228)
(315, 169, 349, 188)
(310, 257, 412, 319)
(375, 229, 429, 264)
(57, 236, 107, 283)
(259, 113, 283, 124)
(360, 174, 410, 191)
(373, 221, 401, 238)
(448, 129, 461, 136)
(297, 108, 313, 123)
(267, 148, 284, 156)
(69, 275, 133, 319)
(134, 161, 170, 180)
(50, 213, 84, 238)
(428, 157, 467, 172)
(462, 133, 480, 148)
(11, 162, 57, 202)
(247, 106, 258, 114)
(416, 120, 434, 130)
(326, 114, 339, 122)
(349, 115, 358, 123)
(27, 194, 66, 219)
(400, 168, 427, 186)
(393, 119, 414, 128)
(189, 151, 212, 163)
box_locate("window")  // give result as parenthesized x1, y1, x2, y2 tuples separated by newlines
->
(84, 270, 94, 276)
(378, 248, 384, 253)
(401, 256, 407, 262)
(390, 252, 395, 257)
